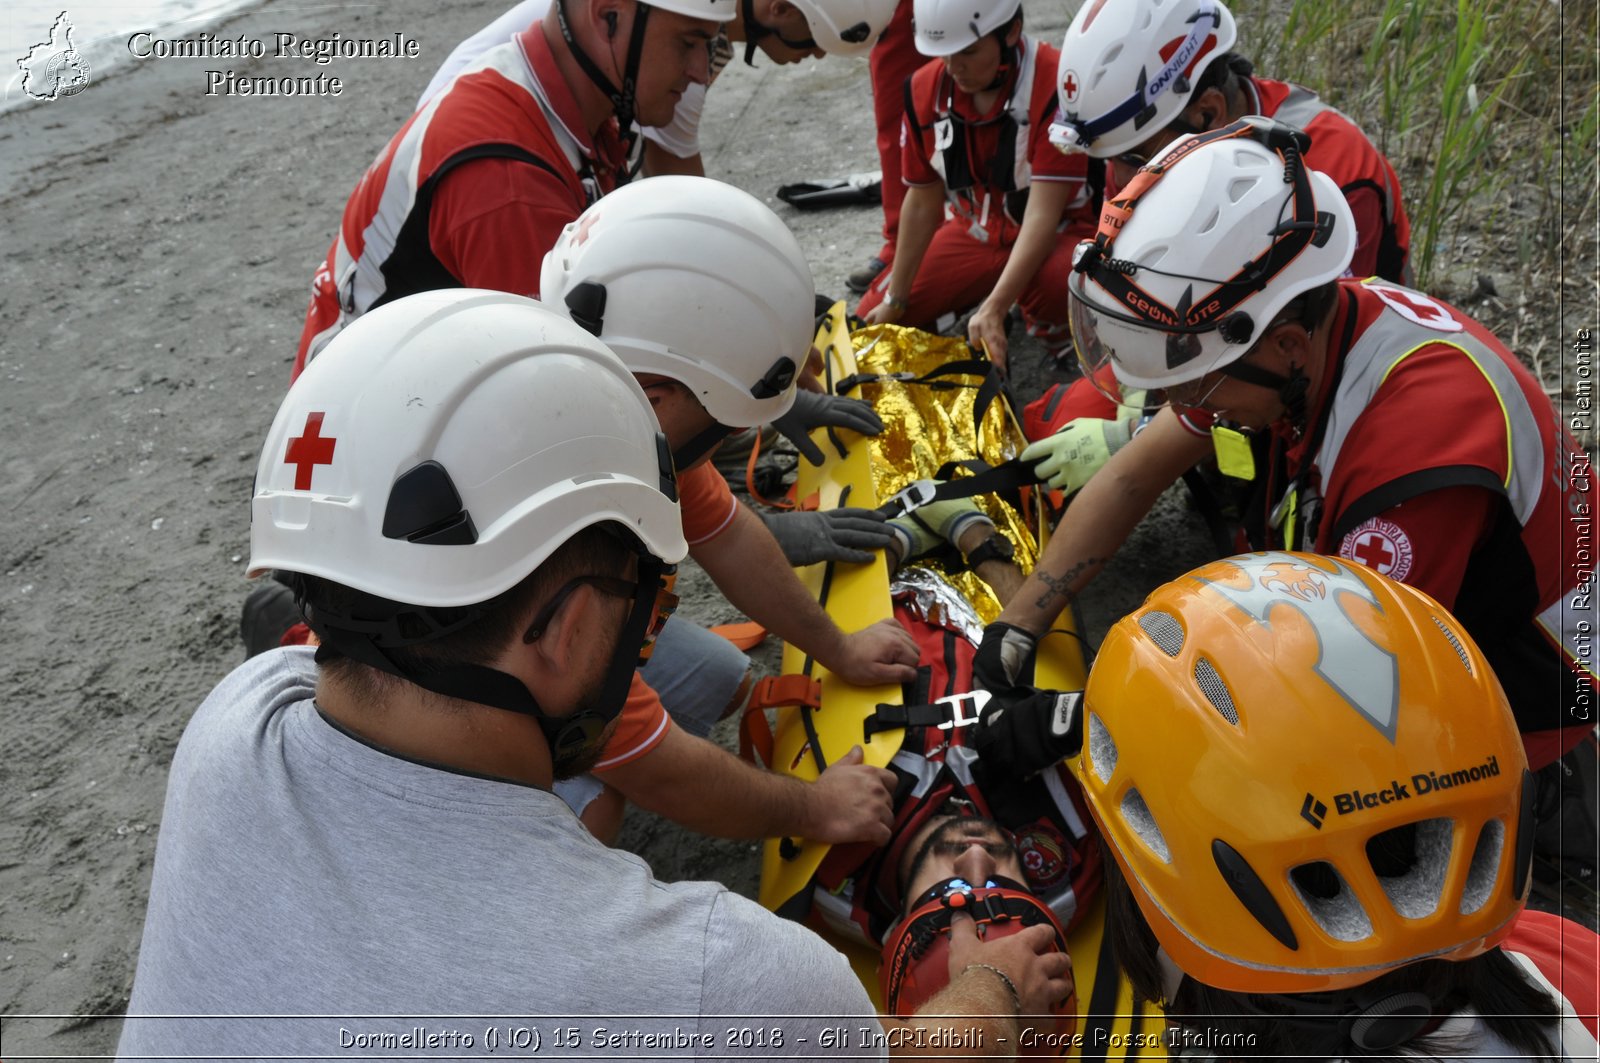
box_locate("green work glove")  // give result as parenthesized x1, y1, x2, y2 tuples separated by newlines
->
(1022, 416, 1139, 495)
(887, 497, 994, 564)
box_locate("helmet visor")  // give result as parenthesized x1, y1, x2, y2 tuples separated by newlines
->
(1068, 252, 1211, 401)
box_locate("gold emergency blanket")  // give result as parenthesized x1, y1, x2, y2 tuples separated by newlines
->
(843, 323, 1037, 626)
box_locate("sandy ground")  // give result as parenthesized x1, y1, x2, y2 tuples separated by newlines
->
(7, 0, 1583, 1057)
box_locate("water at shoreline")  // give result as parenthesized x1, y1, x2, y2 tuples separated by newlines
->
(3, 0, 263, 112)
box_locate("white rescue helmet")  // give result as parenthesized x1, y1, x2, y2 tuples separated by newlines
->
(790, 0, 898, 54)
(248, 290, 687, 608)
(1068, 118, 1355, 391)
(913, 0, 1022, 57)
(1055, 0, 1237, 157)
(643, 0, 739, 21)
(541, 175, 814, 428)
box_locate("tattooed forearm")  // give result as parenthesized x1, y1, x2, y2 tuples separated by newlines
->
(1032, 556, 1106, 612)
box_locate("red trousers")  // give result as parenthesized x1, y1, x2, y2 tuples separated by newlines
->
(868, 0, 922, 263)
(856, 216, 1082, 348)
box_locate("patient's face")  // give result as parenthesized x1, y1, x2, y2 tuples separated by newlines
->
(899, 815, 1027, 907)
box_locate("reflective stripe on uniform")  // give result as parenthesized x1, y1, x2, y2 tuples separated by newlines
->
(345, 42, 584, 320)
(1316, 286, 1546, 521)
(1315, 280, 1596, 673)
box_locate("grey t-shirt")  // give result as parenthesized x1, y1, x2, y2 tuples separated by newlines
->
(117, 648, 880, 1060)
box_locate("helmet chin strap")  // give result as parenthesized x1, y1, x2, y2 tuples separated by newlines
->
(1219, 358, 1310, 430)
(303, 556, 666, 781)
(672, 421, 736, 470)
(740, 0, 817, 64)
(555, 0, 651, 154)
(985, 30, 1018, 91)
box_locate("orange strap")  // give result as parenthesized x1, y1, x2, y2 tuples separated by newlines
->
(744, 427, 797, 510)
(738, 674, 823, 768)
(711, 621, 769, 651)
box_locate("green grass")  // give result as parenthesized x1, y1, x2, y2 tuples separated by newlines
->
(1228, 0, 1597, 294)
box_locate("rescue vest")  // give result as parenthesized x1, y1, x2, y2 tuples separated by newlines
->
(904, 37, 1065, 237)
(293, 34, 619, 374)
(1264, 280, 1596, 738)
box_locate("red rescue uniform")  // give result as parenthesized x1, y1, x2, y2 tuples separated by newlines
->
(291, 26, 627, 380)
(866, 0, 921, 264)
(1246, 76, 1411, 284)
(857, 37, 1095, 345)
(1246, 280, 1591, 767)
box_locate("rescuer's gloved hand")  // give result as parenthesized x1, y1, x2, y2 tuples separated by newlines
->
(772, 390, 885, 465)
(760, 508, 895, 566)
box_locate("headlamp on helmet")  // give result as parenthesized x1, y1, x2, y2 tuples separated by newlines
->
(1066, 117, 1353, 397)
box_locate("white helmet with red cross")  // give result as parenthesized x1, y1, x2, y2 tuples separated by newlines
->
(1055, 0, 1237, 158)
(248, 289, 687, 607)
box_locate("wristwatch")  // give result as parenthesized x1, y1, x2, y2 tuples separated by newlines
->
(963, 533, 1014, 569)
(883, 292, 909, 311)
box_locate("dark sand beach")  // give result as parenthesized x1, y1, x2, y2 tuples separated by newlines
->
(1, 0, 1584, 1057)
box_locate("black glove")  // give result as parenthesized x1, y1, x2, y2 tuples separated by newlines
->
(759, 508, 894, 565)
(972, 621, 1040, 692)
(771, 390, 885, 465)
(971, 688, 1084, 781)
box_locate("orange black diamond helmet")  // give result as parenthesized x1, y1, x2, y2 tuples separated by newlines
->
(1080, 552, 1533, 994)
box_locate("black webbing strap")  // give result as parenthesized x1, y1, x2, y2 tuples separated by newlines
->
(862, 701, 951, 741)
(836, 354, 1009, 451)
(833, 357, 995, 396)
(1079, 920, 1124, 1063)
(373, 143, 563, 310)
(820, 311, 849, 461)
(874, 456, 1042, 519)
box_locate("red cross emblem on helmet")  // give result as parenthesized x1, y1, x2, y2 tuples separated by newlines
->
(283, 411, 337, 490)
(1061, 70, 1080, 103)
(572, 211, 601, 247)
